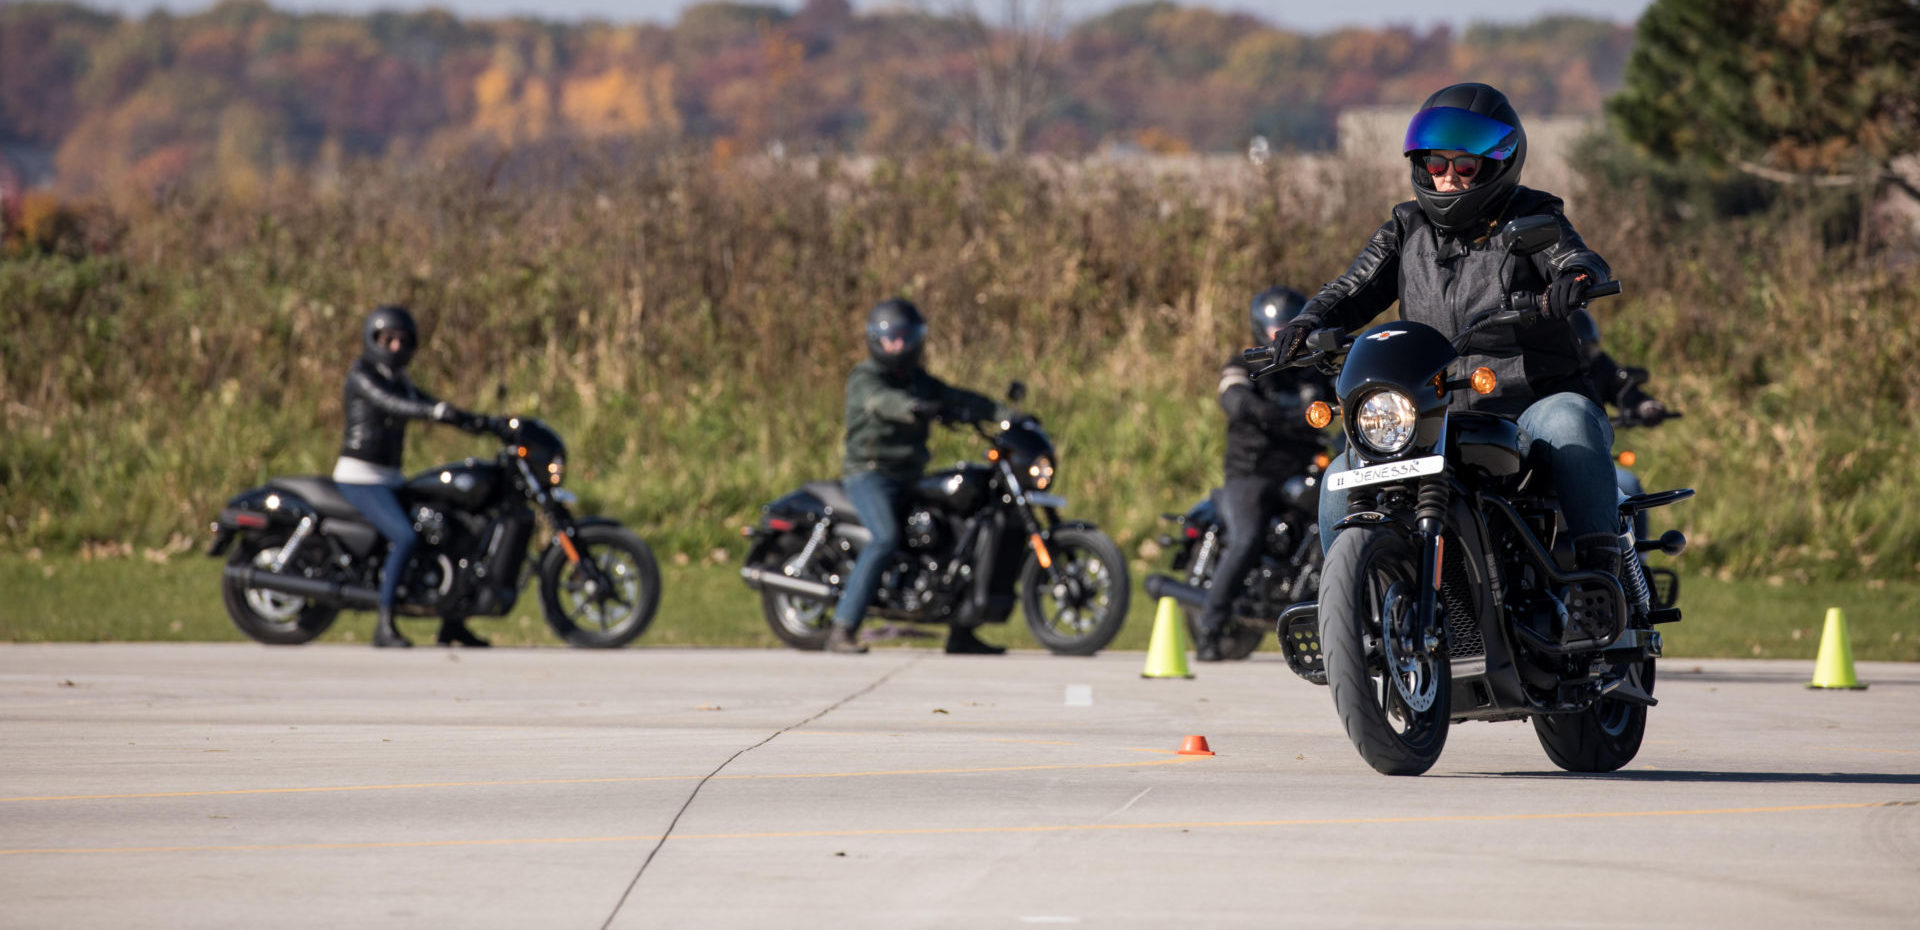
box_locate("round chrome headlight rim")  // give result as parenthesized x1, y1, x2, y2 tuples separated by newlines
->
(1352, 389, 1419, 458)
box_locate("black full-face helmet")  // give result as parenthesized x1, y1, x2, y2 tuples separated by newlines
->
(362, 304, 418, 369)
(1404, 82, 1527, 234)
(865, 298, 927, 372)
(1248, 286, 1308, 345)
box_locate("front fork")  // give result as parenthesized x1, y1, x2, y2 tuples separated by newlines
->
(1411, 476, 1451, 655)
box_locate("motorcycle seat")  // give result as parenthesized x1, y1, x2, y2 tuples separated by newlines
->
(802, 480, 858, 517)
(267, 476, 367, 521)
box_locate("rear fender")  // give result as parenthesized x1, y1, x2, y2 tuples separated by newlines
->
(207, 486, 319, 556)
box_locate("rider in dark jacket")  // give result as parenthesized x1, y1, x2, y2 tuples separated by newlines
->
(1278, 83, 1628, 582)
(829, 298, 1016, 655)
(332, 305, 494, 648)
(1195, 287, 1332, 661)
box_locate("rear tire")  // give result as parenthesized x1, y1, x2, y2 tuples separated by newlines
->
(1020, 526, 1129, 656)
(538, 523, 661, 648)
(1320, 527, 1450, 775)
(1533, 658, 1653, 772)
(220, 532, 340, 645)
(755, 537, 835, 651)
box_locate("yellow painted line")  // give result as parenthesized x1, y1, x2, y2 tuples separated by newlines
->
(1814, 746, 1920, 755)
(0, 756, 1205, 804)
(2, 800, 1910, 857)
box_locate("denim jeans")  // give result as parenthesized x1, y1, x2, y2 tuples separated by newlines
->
(1320, 392, 1617, 551)
(336, 482, 417, 610)
(832, 470, 908, 632)
(1197, 476, 1280, 636)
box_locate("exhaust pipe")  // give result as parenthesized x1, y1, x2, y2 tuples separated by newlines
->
(224, 565, 379, 608)
(1143, 574, 1207, 609)
(740, 566, 838, 602)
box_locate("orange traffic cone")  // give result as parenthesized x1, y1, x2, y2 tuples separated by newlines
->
(1178, 735, 1214, 756)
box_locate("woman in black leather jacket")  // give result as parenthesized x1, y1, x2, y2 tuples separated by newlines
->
(333, 305, 492, 648)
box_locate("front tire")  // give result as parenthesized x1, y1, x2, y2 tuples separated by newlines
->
(1320, 527, 1450, 775)
(1020, 526, 1129, 656)
(220, 532, 340, 645)
(538, 523, 661, 648)
(1532, 658, 1653, 772)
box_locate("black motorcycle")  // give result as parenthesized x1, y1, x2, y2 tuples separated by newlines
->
(740, 386, 1129, 655)
(207, 417, 661, 648)
(1142, 453, 1331, 660)
(1608, 366, 1684, 609)
(1251, 215, 1694, 776)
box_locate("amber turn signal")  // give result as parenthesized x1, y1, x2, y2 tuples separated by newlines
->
(1313, 452, 1332, 470)
(1305, 401, 1334, 430)
(1617, 450, 1637, 468)
(1470, 367, 1497, 395)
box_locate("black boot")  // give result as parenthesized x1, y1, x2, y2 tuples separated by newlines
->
(944, 625, 1006, 655)
(826, 626, 869, 654)
(1573, 533, 1624, 579)
(436, 618, 490, 648)
(372, 607, 412, 648)
(1195, 626, 1225, 662)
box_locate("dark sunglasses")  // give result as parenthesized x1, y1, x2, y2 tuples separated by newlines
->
(1420, 153, 1485, 178)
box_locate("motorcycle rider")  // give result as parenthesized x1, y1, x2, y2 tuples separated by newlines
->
(1194, 286, 1333, 661)
(333, 305, 497, 648)
(1272, 83, 1628, 588)
(829, 298, 1017, 655)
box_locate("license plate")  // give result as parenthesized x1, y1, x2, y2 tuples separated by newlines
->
(1327, 455, 1446, 491)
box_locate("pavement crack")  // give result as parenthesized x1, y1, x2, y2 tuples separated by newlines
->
(597, 655, 921, 929)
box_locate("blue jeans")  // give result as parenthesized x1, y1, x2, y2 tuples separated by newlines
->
(1321, 392, 1617, 551)
(832, 470, 908, 632)
(337, 483, 416, 610)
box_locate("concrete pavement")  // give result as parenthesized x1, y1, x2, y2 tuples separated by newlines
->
(2, 644, 1916, 928)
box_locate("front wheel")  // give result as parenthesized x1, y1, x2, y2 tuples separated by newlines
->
(1020, 526, 1129, 656)
(220, 532, 341, 645)
(1319, 526, 1450, 775)
(1532, 658, 1653, 772)
(538, 523, 661, 648)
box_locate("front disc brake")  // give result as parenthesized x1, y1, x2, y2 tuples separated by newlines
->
(1380, 582, 1440, 713)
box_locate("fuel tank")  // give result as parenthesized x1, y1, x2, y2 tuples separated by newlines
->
(405, 458, 503, 510)
(1446, 412, 1523, 479)
(915, 464, 994, 514)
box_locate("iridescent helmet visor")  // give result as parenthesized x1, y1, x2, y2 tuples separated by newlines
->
(1403, 106, 1520, 159)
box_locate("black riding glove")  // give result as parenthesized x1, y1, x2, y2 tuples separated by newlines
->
(1270, 319, 1313, 364)
(1545, 271, 1592, 320)
(908, 399, 944, 422)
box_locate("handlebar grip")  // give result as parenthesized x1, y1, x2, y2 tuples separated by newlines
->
(1586, 280, 1622, 299)
(1242, 345, 1276, 366)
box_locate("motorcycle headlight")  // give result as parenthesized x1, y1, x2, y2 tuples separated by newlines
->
(1355, 390, 1418, 456)
(1026, 455, 1054, 491)
(547, 455, 565, 487)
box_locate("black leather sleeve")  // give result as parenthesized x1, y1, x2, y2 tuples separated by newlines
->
(1296, 212, 1406, 333)
(346, 366, 440, 421)
(1218, 359, 1295, 430)
(1529, 204, 1611, 287)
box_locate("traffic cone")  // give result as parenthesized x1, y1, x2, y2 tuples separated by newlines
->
(1808, 606, 1868, 690)
(1141, 596, 1193, 679)
(1178, 735, 1214, 756)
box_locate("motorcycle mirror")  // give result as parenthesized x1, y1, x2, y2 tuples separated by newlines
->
(1006, 380, 1027, 403)
(1495, 215, 1561, 256)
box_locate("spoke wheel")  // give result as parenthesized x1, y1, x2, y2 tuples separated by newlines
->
(538, 523, 661, 648)
(1020, 526, 1129, 656)
(1320, 527, 1450, 775)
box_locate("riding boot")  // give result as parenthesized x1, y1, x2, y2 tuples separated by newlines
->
(825, 625, 869, 654)
(943, 625, 1006, 655)
(372, 607, 412, 648)
(1194, 626, 1225, 662)
(1573, 533, 1624, 580)
(436, 618, 490, 648)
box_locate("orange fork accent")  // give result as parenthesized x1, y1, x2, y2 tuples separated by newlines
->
(557, 531, 582, 565)
(1030, 533, 1053, 570)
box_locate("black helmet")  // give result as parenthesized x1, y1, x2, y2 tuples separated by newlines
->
(1568, 308, 1602, 361)
(1249, 286, 1308, 344)
(362, 304, 418, 369)
(1404, 83, 1527, 234)
(865, 298, 927, 371)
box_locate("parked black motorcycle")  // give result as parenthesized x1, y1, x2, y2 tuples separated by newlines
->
(1251, 215, 1693, 776)
(207, 417, 661, 648)
(740, 387, 1129, 655)
(1143, 453, 1331, 660)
